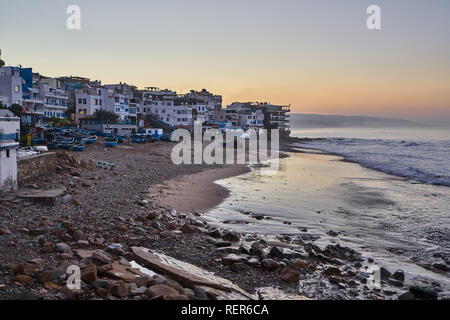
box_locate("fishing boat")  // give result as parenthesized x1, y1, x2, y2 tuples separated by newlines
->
(47, 141, 58, 149)
(114, 135, 126, 143)
(72, 144, 85, 152)
(104, 138, 118, 148)
(58, 142, 73, 150)
(85, 135, 97, 144)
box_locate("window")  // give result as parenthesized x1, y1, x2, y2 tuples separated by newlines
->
(6, 150, 10, 158)
(14, 85, 20, 93)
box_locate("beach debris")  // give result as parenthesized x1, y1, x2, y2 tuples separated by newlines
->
(96, 160, 115, 170)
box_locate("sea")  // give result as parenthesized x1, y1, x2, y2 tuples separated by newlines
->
(203, 127, 450, 291)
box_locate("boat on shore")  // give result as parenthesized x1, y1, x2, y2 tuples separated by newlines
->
(72, 144, 85, 152)
(104, 137, 118, 148)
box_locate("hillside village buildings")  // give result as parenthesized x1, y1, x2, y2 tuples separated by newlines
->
(0, 64, 290, 134)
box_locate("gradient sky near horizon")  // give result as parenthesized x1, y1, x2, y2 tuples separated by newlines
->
(1, 0, 449, 124)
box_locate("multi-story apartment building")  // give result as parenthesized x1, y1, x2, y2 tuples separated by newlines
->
(104, 83, 137, 121)
(38, 76, 69, 119)
(0, 67, 23, 107)
(185, 89, 222, 122)
(75, 86, 115, 122)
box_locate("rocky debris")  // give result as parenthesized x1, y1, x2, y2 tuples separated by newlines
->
(81, 264, 98, 283)
(262, 259, 280, 271)
(181, 224, 196, 234)
(222, 231, 240, 243)
(380, 267, 391, 281)
(0, 226, 12, 236)
(132, 247, 252, 299)
(409, 286, 438, 300)
(391, 269, 405, 282)
(280, 267, 300, 283)
(222, 254, 250, 266)
(146, 284, 179, 299)
(230, 263, 251, 273)
(398, 292, 415, 300)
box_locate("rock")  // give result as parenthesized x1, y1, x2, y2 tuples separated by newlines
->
(262, 259, 280, 271)
(55, 243, 71, 253)
(230, 263, 251, 273)
(131, 286, 148, 296)
(181, 224, 196, 234)
(92, 250, 113, 265)
(269, 247, 285, 259)
(160, 230, 174, 238)
(214, 241, 232, 248)
(62, 194, 73, 204)
(222, 231, 240, 243)
(193, 286, 208, 299)
(43, 282, 60, 290)
(96, 288, 110, 299)
(222, 254, 250, 266)
(145, 285, 179, 299)
(110, 281, 129, 298)
(380, 267, 391, 280)
(398, 292, 415, 300)
(37, 270, 64, 284)
(107, 243, 126, 256)
(13, 263, 36, 275)
(432, 263, 448, 271)
(75, 240, 89, 249)
(0, 227, 12, 236)
(323, 266, 341, 277)
(15, 275, 32, 284)
(250, 242, 266, 258)
(209, 229, 222, 238)
(388, 279, 404, 287)
(73, 230, 85, 241)
(134, 276, 154, 288)
(280, 267, 300, 283)
(81, 264, 98, 283)
(40, 242, 53, 253)
(292, 259, 308, 269)
(391, 269, 405, 282)
(327, 230, 339, 237)
(92, 279, 112, 290)
(409, 286, 438, 300)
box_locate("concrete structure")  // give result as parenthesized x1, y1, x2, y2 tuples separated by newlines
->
(185, 89, 222, 122)
(80, 119, 137, 136)
(0, 110, 20, 192)
(75, 86, 114, 122)
(0, 67, 23, 107)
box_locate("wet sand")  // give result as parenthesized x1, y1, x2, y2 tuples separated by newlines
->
(152, 165, 250, 213)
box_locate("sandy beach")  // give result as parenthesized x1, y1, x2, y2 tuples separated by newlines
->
(153, 165, 250, 213)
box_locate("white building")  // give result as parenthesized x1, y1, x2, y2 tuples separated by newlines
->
(75, 86, 114, 122)
(0, 67, 23, 107)
(0, 110, 20, 193)
(38, 77, 69, 119)
(185, 89, 222, 122)
(104, 83, 137, 121)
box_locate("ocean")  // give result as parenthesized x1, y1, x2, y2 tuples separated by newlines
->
(203, 126, 450, 292)
(292, 127, 450, 187)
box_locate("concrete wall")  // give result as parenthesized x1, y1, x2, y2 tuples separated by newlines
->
(0, 147, 18, 192)
(17, 152, 56, 186)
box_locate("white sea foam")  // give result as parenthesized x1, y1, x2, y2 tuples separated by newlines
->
(297, 138, 450, 186)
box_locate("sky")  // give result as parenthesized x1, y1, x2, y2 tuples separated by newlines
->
(1, 0, 449, 124)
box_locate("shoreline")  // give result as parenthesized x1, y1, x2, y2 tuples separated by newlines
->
(152, 165, 251, 213)
(1, 137, 446, 300)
